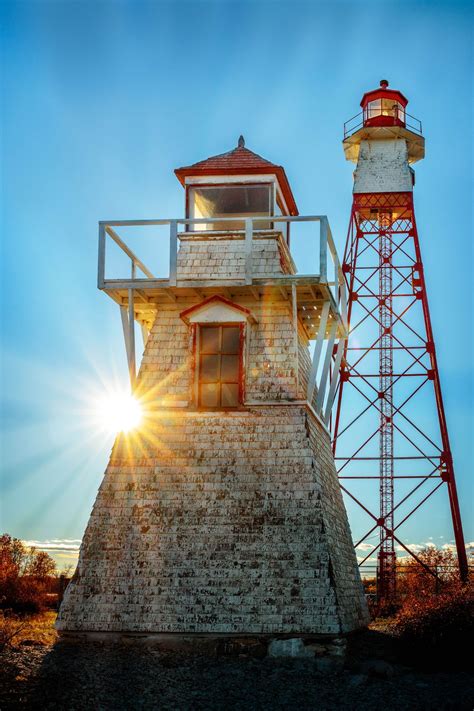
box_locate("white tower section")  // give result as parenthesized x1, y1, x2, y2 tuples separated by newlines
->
(353, 140, 414, 194)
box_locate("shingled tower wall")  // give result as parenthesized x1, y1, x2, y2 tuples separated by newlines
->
(57, 141, 369, 636)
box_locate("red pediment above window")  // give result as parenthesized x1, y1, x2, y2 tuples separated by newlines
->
(180, 295, 256, 325)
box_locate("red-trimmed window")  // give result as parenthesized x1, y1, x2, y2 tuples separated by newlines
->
(187, 183, 273, 232)
(198, 324, 242, 408)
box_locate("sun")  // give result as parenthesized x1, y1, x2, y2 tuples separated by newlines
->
(94, 390, 142, 434)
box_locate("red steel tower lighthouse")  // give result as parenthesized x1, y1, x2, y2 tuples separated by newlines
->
(334, 80, 468, 599)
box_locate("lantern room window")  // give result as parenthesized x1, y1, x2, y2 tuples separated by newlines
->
(187, 184, 272, 231)
(364, 98, 406, 124)
(198, 324, 242, 408)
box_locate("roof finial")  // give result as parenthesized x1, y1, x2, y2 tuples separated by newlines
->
(380, 79, 389, 88)
(238, 135, 245, 148)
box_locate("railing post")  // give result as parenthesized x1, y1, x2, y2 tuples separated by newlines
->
(291, 282, 299, 397)
(98, 223, 106, 289)
(319, 217, 328, 281)
(245, 218, 253, 285)
(128, 288, 136, 389)
(169, 220, 178, 287)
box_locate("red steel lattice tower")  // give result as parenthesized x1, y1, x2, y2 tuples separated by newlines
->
(333, 80, 468, 599)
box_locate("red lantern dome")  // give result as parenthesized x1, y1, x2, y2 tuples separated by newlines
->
(360, 79, 408, 128)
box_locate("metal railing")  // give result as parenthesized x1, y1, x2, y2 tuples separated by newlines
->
(343, 110, 423, 140)
(97, 214, 347, 329)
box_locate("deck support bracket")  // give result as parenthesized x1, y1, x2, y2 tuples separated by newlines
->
(324, 336, 345, 425)
(315, 320, 338, 414)
(307, 301, 330, 405)
(120, 293, 136, 390)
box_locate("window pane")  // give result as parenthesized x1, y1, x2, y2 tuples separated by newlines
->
(221, 383, 239, 407)
(367, 99, 381, 118)
(221, 355, 239, 382)
(188, 185, 271, 232)
(200, 354, 219, 382)
(201, 327, 219, 353)
(200, 383, 219, 407)
(222, 327, 240, 353)
(198, 324, 242, 409)
(194, 185, 270, 216)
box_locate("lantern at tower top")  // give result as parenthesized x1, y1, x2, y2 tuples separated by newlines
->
(343, 80, 425, 164)
(360, 79, 408, 128)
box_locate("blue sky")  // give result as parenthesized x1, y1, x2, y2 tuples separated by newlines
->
(1, 0, 472, 570)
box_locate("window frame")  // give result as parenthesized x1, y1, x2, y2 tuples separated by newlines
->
(185, 181, 275, 232)
(193, 322, 245, 410)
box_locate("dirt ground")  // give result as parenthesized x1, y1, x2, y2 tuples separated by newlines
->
(0, 615, 472, 710)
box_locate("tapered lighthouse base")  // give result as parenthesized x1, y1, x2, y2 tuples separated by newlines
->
(57, 406, 368, 636)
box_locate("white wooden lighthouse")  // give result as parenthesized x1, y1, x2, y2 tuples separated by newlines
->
(57, 138, 368, 636)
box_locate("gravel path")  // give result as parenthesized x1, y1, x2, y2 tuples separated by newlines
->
(1, 630, 473, 710)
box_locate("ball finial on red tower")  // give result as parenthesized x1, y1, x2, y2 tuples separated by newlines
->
(380, 79, 389, 88)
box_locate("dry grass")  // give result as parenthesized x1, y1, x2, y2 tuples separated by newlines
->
(0, 610, 58, 649)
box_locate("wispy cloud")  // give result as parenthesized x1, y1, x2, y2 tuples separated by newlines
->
(22, 539, 82, 552)
(355, 542, 374, 551)
(439, 541, 474, 554)
(357, 556, 377, 564)
(356, 539, 473, 566)
(21, 542, 81, 572)
(356, 543, 375, 551)
(393, 540, 474, 559)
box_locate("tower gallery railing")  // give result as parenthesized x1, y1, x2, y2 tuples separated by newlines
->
(97, 214, 347, 325)
(343, 110, 423, 140)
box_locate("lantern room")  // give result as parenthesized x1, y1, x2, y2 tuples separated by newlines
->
(361, 79, 407, 128)
(343, 79, 425, 164)
(174, 136, 298, 238)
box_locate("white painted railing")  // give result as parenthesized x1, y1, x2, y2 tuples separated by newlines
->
(98, 214, 347, 329)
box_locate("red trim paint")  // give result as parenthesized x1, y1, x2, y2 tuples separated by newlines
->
(180, 294, 253, 324)
(364, 115, 406, 129)
(239, 322, 246, 404)
(189, 323, 197, 406)
(192, 322, 246, 410)
(360, 88, 408, 108)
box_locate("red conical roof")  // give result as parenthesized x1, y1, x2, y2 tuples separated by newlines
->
(360, 79, 408, 108)
(175, 137, 298, 216)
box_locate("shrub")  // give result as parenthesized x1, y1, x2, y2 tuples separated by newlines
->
(0, 534, 57, 614)
(396, 546, 460, 601)
(394, 584, 473, 670)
